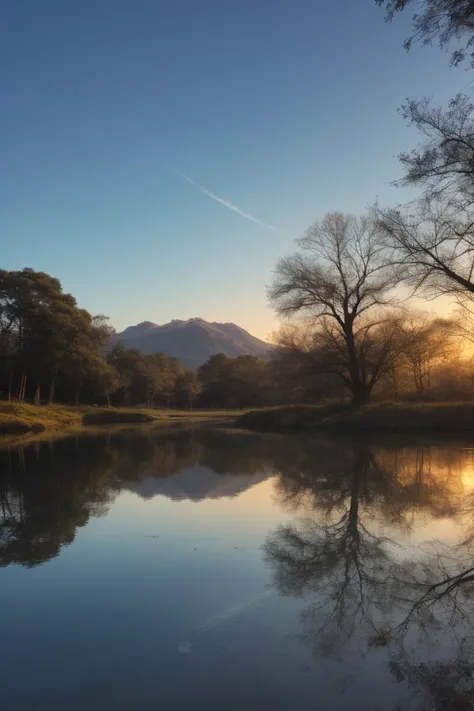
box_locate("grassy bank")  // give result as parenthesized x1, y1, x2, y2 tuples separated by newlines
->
(0, 402, 238, 436)
(240, 402, 474, 433)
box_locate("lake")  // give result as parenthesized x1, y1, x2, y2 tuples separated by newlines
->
(1, 425, 473, 710)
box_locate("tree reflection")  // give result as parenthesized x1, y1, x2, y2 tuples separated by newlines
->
(384, 538, 474, 710)
(0, 438, 116, 567)
(266, 446, 399, 653)
(264, 441, 474, 707)
(0, 426, 281, 566)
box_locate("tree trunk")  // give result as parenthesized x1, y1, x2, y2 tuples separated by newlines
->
(7, 372, 13, 402)
(346, 450, 368, 543)
(48, 369, 58, 406)
(344, 323, 368, 408)
(351, 386, 370, 408)
(34, 379, 40, 405)
(19, 374, 27, 403)
(105, 392, 111, 408)
(75, 382, 81, 407)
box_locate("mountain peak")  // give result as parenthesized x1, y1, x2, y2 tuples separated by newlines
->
(117, 321, 159, 338)
(111, 318, 270, 369)
(137, 320, 159, 328)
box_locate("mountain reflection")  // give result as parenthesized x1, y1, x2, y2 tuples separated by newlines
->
(2, 428, 474, 707)
(112, 427, 278, 501)
(264, 440, 474, 710)
(0, 427, 280, 567)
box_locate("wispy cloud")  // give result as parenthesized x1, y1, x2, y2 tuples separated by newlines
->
(181, 173, 276, 230)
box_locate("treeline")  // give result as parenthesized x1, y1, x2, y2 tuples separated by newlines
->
(95, 312, 474, 408)
(0, 269, 116, 406)
(0, 268, 203, 408)
(106, 349, 269, 409)
(0, 268, 267, 409)
(1, 267, 473, 410)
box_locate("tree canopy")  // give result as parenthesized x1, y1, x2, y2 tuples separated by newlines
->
(377, 0, 474, 66)
(269, 213, 401, 406)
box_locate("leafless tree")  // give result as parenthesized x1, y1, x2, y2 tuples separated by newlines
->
(398, 313, 461, 395)
(377, 0, 474, 66)
(396, 95, 474, 207)
(378, 198, 474, 297)
(269, 213, 401, 406)
(376, 92, 474, 314)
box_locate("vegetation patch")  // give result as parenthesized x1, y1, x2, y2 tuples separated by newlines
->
(0, 402, 240, 437)
(241, 402, 474, 433)
(82, 408, 156, 426)
(0, 402, 82, 435)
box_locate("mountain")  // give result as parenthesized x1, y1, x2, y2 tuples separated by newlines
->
(125, 465, 270, 502)
(109, 317, 271, 368)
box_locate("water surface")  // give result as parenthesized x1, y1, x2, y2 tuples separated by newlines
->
(1, 426, 473, 710)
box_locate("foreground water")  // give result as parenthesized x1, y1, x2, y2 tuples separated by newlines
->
(1, 426, 473, 710)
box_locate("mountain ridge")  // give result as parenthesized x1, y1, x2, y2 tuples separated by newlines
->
(109, 318, 271, 369)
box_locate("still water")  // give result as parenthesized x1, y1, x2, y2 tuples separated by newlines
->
(1, 425, 473, 710)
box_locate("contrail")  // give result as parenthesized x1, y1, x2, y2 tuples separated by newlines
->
(177, 589, 271, 655)
(181, 173, 276, 230)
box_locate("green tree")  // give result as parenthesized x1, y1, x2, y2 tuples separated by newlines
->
(0, 269, 118, 406)
(197, 354, 232, 407)
(183, 371, 203, 410)
(198, 353, 269, 408)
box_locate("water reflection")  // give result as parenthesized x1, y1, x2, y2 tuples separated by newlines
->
(265, 440, 474, 709)
(1, 428, 474, 709)
(0, 438, 115, 566)
(0, 427, 280, 567)
(265, 446, 396, 654)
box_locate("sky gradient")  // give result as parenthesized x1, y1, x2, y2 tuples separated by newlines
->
(2, 0, 470, 339)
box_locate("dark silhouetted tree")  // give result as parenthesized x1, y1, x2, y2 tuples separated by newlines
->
(377, 0, 474, 66)
(269, 213, 401, 406)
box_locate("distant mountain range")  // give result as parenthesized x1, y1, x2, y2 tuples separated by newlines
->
(109, 318, 271, 368)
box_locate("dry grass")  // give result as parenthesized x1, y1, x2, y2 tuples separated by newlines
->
(0, 402, 82, 434)
(0, 402, 240, 436)
(240, 402, 474, 433)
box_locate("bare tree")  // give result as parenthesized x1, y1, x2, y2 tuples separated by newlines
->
(395, 94, 474, 208)
(378, 197, 474, 298)
(376, 93, 474, 309)
(377, 0, 474, 66)
(399, 313, 461, 395)
(269, 213, 400, 406)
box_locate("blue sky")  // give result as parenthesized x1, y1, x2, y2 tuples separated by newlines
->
(2, 0, 470, 339)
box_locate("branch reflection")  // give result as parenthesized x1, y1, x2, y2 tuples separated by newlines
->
(265, 440, 474, 708)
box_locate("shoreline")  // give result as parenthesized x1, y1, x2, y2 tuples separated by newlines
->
(0, 403, 238, 438)
(239, 403, 474, 434)
(4, 402, 474, 442)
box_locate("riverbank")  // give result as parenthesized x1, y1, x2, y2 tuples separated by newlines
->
(240, 402, 474, 433)
(0, 402, 237, 436)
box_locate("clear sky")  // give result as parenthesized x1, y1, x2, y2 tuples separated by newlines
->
(2, 0, 470, 339)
